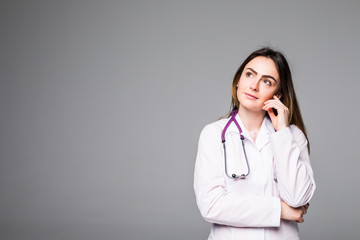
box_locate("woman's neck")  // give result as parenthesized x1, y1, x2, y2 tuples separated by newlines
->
(238, 106, 265, 133)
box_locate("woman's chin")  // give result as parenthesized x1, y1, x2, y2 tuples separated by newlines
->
(239, 105, 265, 115)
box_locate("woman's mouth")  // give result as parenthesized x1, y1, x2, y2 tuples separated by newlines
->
(245, 93, 258, 99)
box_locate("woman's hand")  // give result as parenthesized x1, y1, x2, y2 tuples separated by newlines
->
(263, 95, 289, 131)
(281, 201, 309, 223)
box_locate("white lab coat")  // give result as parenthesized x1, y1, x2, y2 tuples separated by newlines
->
(194, 114, 315, 240)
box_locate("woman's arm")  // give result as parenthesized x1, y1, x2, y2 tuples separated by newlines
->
(264, 96, 316, 208)
(270, 126, 316, 207)
(194, 124, 281, 228)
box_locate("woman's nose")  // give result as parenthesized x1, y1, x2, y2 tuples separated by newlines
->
(250, 78, 259, 91)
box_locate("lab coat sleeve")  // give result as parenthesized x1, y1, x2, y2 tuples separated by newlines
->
(194, 124, 281, 228)
(270, 125, 316, 208)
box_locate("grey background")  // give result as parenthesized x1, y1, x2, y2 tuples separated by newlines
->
(1, 0, 359, 239)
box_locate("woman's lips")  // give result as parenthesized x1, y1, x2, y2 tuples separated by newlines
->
(245, 93, 258, 99)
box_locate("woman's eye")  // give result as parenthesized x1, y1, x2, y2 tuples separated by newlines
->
(246, 72, 253, 77)
(264, 79, 271, 86)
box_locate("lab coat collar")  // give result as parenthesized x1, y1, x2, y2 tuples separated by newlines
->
(228, 113, 275, 151)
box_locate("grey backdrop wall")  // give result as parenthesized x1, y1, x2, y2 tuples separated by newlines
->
(1, 0, 359, 239)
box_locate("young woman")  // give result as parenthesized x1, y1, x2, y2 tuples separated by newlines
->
(194, 47, 316, 239)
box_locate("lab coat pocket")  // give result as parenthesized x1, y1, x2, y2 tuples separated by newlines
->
(225, 173, 252, 194)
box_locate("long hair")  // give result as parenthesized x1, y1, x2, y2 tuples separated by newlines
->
(229, 47, 310, 152)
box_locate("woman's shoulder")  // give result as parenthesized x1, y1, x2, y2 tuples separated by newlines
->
(200, 117, 229, 138)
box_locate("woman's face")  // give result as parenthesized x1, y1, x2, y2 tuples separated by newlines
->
(237, 56, 280, 113)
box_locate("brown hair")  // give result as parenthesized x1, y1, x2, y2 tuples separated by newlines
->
(229, 47, 310, 152)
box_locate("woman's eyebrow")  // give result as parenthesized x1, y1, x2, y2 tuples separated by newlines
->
(246, 67, 277, 83)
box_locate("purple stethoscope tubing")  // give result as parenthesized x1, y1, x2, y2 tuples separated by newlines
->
(221, 110, 250, 179)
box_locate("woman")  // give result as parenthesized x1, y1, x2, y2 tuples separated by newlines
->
(194, 47, 316, 239)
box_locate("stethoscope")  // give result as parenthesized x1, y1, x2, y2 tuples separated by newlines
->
(221, 109, 250, 179)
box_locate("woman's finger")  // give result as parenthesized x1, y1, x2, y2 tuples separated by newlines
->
(264, 95, 284, 105)
(304, 203, 310, 210)
(296, 216, 304, 223)
(273, 95, 282, 101)
(263, 100, 288, 111)
(263, 104, 288, 116)
(263, 99, 287, 110)
(266, 107, 276, 119)
(302, 206, 307, 215)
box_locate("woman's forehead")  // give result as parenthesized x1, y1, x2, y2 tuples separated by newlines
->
(245, 57, 279, 80)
